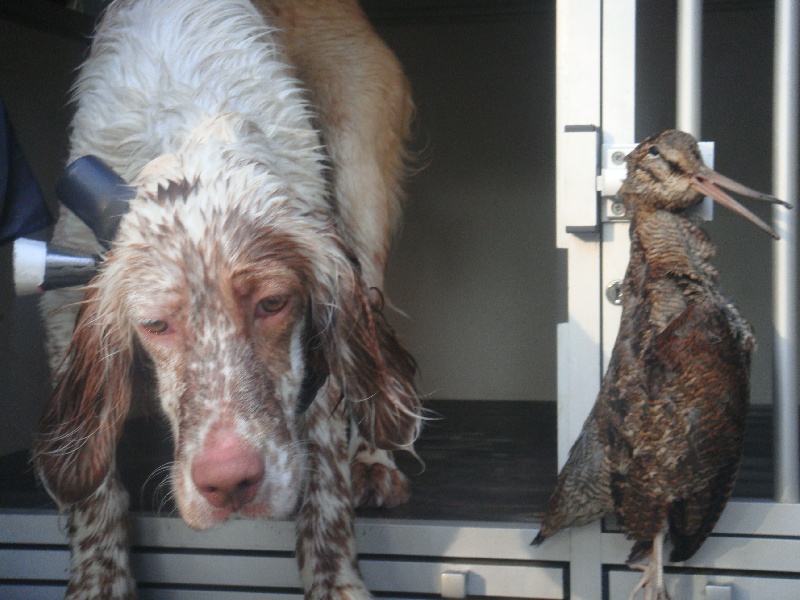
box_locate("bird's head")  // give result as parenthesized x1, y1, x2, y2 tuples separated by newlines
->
(621, 129, 790, 239)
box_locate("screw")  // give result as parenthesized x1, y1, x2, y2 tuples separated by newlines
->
(610, 201, 626, 217)
(612, 151, 626, 165)
(606, 280, 623, 305)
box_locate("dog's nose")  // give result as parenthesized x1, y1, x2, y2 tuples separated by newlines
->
(191, 428, 265, 510)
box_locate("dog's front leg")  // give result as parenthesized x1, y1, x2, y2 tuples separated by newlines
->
(64, 466, 136, 600)
(297, 389, 370, 600)
(350, 427, 411, 509)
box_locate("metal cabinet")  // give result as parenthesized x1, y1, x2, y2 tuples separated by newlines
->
(555, 1, 800, 598)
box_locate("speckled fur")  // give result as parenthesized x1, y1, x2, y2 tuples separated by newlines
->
(33, 1, 420, 598)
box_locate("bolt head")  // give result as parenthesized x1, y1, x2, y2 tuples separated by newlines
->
(605, 280, 624, 305)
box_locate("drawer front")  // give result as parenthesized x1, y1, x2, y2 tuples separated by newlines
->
(608, 569, 800, 600)
(1, 547, 565, 599)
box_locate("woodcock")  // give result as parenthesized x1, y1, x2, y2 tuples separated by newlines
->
(533, 130, 791, 599)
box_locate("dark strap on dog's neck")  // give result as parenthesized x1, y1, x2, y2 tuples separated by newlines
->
(296, 309, 328, 415)
(296, 365, 327, 415)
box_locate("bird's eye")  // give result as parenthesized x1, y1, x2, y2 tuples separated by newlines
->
(648, 146, 660, 157)
(141, 319, 169, 335)
(255, 295, 288, 317)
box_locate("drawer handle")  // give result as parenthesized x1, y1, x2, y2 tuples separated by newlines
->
(441, 570, 469, 598)
(706, 584, 733, 600)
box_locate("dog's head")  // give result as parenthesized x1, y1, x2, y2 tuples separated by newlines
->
(34, 116, 420, 527)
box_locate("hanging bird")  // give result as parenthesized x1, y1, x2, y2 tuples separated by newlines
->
(533, 130, 791, 599)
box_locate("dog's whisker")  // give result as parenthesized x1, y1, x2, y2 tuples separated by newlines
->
(141, 462, 175, 510)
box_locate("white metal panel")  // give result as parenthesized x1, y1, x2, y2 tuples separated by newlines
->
(554, 0, 602, 463)
(601, 532, 800, 574)
(555, 1, 628, 599)
(0, 585, 304, 600)
(141, 593, 302, 600)
(599, 222, 629, 371)
(555, 0, 602, 134)
(0, 586, 68, 600)
(555, 2, 638, 599)
(0, 522, 565, 599)
(143, 594, 421, 600)
(0, 588, 430, 600)
(132, 553, 300, 589)
(0, 548, 70, 580)
(131, 514, 296, 552)
(133, 553, 566, 598)
(0, 511, 566, 560)
(560, 129, 600, 234)
(715, 501, 800, 536)
(601, 0, 636, 145)
(599, 0, 636, 373)
(0, 511, 568, 598)
(609, 570, 800, 600)
(355, 519, 566, 561)
(555, 239, 601, 468)
(0, 509, 68, 544)
(362, 561, 564, 599)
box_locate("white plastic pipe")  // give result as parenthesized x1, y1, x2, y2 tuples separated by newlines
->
(772, 0, 799, 504)
(12, 238, 47, 295)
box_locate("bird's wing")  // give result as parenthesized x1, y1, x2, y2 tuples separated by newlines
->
(645, 299, 749, 562)
(533, 406, 613, 544)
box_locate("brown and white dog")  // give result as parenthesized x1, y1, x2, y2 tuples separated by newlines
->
(33, 1, 421, 598)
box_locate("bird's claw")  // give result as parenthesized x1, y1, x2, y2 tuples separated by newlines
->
(627, 560, 671, 600)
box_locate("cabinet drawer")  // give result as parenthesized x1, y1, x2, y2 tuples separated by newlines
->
(608, 569, 800, 600)
(1, 547, 565, 599)
(362, 559, 565, 598)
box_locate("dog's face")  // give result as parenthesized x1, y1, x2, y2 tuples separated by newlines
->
(35, 117, 420, 524)
(111, 172, 318, 528)
(130, 244, 310, 527)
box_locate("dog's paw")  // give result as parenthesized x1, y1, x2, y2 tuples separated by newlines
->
(351, 445, 411, 508)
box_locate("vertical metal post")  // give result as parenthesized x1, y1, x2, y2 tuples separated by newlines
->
(676, 0, 713, 223)
(555, 0, 602, 469)
(600, 0, 636, 371)
(555, 2, 604, 597)
(676, 0, 703, 136)
(772, 0, 799, 504)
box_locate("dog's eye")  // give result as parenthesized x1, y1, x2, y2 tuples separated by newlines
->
(141, 319, 169, 335)
(255, 295, 288, 317)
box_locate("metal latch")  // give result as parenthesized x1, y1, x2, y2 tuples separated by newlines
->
(597, 144, 636, 222)
(597, 141, 715, 222)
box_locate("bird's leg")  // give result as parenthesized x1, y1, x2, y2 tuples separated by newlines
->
(652, 530, 667, 596)
(627, 530, 670, 600)
(627, 561, 650, 600)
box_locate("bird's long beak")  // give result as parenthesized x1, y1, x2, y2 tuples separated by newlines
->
(692, 169, 792, 240)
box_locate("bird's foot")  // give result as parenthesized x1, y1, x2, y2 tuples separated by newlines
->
(627, 530, 670, 600)
(626, 561, 670, 600)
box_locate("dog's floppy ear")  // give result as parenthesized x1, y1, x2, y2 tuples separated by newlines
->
(34, 284, 134, 505)
(319, 261, 421, 450)
(348, 284, 421, 449)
